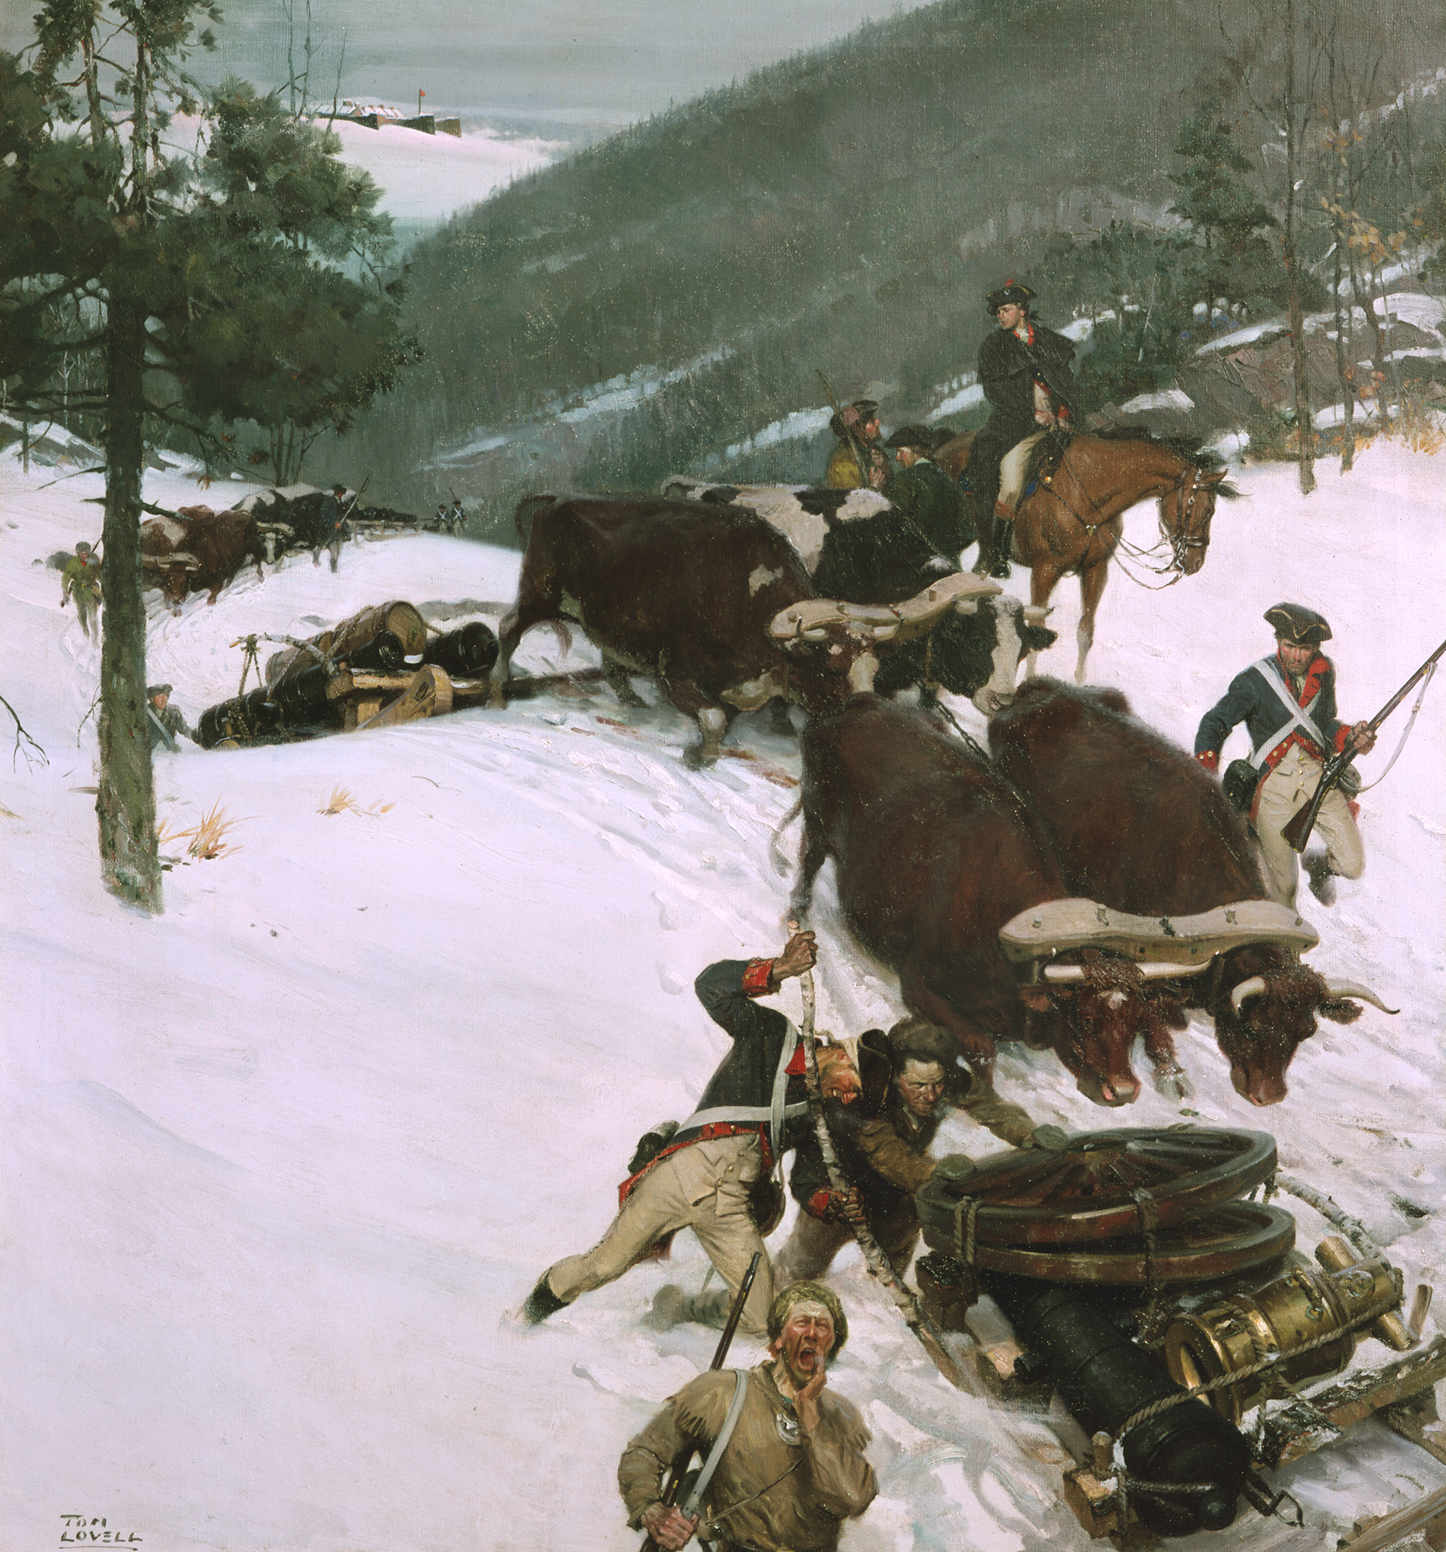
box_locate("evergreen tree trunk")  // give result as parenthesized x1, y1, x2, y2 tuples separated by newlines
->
(1332, 238, 1355, 471)
(97, 293, 161, 912)
(1283, 0, 1316, 495)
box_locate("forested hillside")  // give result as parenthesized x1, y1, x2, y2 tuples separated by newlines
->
(329, 0, 1442, 533)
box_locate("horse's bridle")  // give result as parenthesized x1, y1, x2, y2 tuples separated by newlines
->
(1166, 466, 1212, 571)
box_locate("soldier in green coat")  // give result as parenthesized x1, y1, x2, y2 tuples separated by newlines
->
(60, 541, 103, 639)
(883, 426, 976, 563)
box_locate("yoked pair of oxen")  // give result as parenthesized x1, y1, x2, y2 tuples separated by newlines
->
(488, 489, 1390, 1111)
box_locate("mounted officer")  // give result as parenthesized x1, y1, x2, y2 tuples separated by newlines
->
(969, 281, 1077, 578)
(1195, 603, 1376, 908)
(823, 400, 891, 492)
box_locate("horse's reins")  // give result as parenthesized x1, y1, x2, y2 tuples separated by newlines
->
(1110, 465, 1213, 590)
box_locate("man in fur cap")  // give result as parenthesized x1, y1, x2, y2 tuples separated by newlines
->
(823, 400, 891, 491)
(775, 1018, 1048, 1285)
(1196, 602, 1376, 907)
(969, 281, 1076, 578)
(618, 1280, 876, 1552)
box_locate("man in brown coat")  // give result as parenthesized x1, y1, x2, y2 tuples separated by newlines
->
(619, 1281, 876, 1552)
(775, 1018, 1044, 1285)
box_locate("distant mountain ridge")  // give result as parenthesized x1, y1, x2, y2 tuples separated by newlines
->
(338, 0, 1437, 534)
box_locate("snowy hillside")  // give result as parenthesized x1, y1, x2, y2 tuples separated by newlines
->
(2, 439, 1445, 1551)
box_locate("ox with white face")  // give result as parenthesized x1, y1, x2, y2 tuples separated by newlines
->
(663, 477, 1055, 715)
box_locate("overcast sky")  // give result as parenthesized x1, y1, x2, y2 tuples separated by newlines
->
(4, 0, 936, 140)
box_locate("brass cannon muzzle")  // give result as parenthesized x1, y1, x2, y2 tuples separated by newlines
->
(1163, 1237, 1414, 1425)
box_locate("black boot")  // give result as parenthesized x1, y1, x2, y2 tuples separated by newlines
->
(988, 515, 1015, 579)
(521, 1272, 568, 1325)
(1303, 850, 1337, 906)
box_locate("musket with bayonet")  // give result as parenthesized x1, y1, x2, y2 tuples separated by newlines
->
(640, 1251, 762, 1552)
(1283, 633, 1446, 853)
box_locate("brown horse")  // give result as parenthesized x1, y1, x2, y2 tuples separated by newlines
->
(934, 430, 1236, 683)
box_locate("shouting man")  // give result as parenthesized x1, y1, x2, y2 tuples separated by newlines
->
(1195, 602, 1376, 908)
(823, 399, 891, 492)
(619, 1280, 876, 1552)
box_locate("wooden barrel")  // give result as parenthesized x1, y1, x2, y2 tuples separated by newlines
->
(330, 602, 427, 663)
(267, 602, 426, 688)
(266, 631, 333, 687)
(423, 621, 498, 678)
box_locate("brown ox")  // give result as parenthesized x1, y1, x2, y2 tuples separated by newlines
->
(987, 678, 1393, 1105)
(141, 506, 265, 607)
(792, 694, 1186, 1105)
(488, 495, 988, 765)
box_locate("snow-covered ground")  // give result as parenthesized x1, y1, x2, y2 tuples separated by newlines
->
(2, 437, 1445, 1551)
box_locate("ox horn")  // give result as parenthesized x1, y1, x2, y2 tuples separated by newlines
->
(1322, 979, 1400, 1015)
(1043, 959, 1213, 984)
(1023, 604, 1054, 623)
(1230, 975, 1268, 1013)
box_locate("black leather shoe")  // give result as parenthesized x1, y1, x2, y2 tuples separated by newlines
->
(521, 1273, 568, 1324)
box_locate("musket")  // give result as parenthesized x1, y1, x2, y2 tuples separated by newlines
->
(1283, 633, 1446, 853)
(338, 476, 370, 528)
(640, 1251, 762, 1552)
(790, 925, 969, 1389)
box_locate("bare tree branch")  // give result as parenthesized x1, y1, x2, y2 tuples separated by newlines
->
(1, 694, 50, 771)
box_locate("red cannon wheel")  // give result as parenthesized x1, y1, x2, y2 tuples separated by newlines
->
(960, 1203, 1297, 1286)
(916, 1127, 1277, 1249)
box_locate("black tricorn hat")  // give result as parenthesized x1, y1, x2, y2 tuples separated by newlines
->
(146, 683, 173, 698)
(828, 399, 880, 440)
(987, 279, 1037, 314)
(885, 424, 936, 452)
(1265, 602, 1332, 645)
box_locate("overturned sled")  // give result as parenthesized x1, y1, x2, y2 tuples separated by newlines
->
(196, 601, 500, 749)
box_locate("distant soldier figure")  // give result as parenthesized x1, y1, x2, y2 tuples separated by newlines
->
(145, 684, 195, 752)
(777, 1018, 1043, 1286)
(60, 541, 103, 638)
(436, 502, 450, 532)
(824, 399, 891, 492)
(1195, 603, 1376, 908)
(882, 425, 976, 562)
(449, 498, 466, 535)
(970, 281, 1077, 578)
(618, 1280, 877, 1552)
(314, 484, 350, 571)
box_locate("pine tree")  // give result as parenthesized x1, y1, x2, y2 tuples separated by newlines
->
(1, 6, 415, 912)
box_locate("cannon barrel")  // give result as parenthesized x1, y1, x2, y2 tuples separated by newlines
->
(424, 621, 498, 677)
(984, 1272, 1250, 1535)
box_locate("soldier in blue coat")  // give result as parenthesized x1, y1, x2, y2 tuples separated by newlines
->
(1195, 602, 1376, 907)
(522, 932, 859, 1336)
